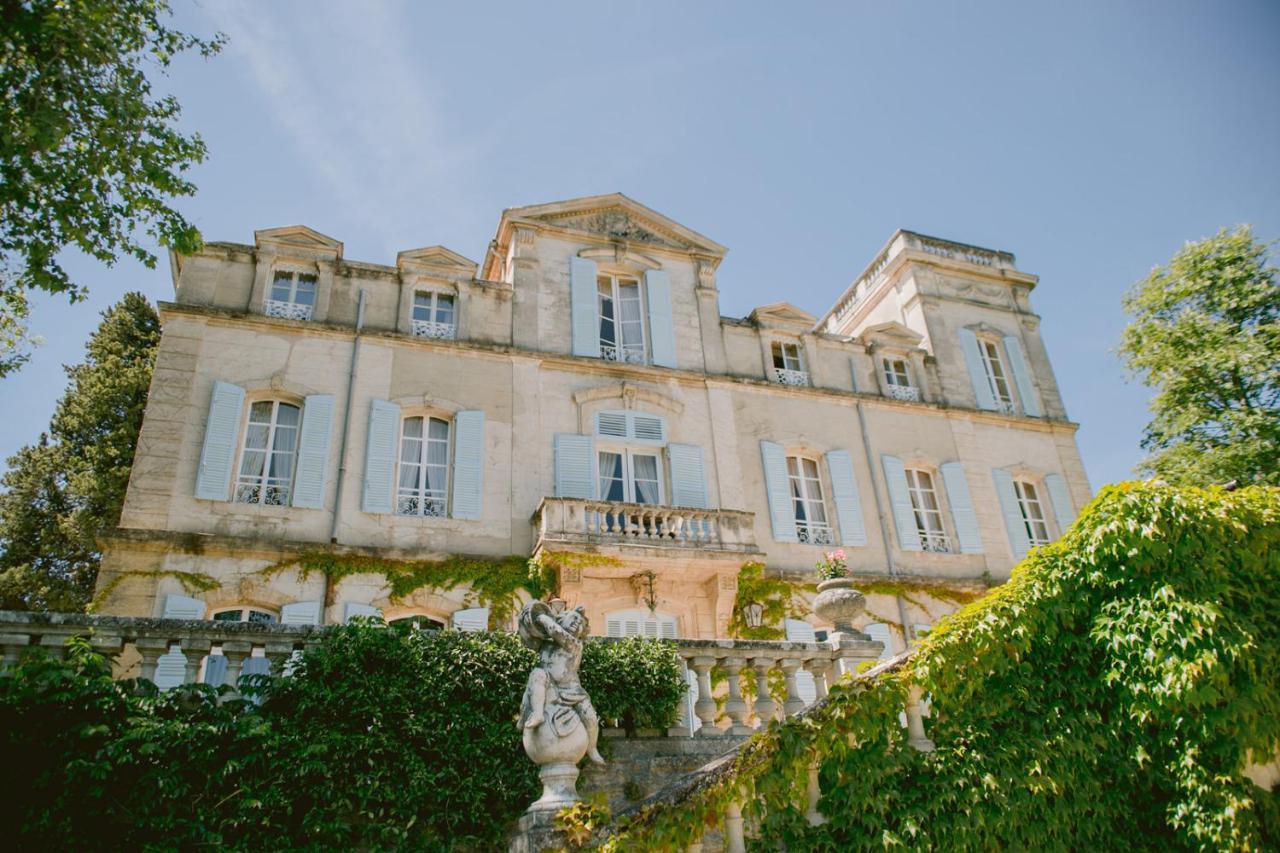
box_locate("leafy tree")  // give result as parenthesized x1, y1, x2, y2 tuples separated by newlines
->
(0, 293, 159, 610)
(0, 0, 221, 370)
(1119, 226, 1280, 485)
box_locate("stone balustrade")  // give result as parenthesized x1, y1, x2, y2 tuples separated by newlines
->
(532, 497, 759, 554)
(0, 610, 323, 691)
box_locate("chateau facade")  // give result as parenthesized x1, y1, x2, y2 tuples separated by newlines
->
(98, 193, 1090, 657)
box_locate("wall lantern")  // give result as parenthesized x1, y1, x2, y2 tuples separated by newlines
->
(743, 601, 765, 629)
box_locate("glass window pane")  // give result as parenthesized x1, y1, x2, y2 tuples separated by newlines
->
(238, 449, 266, 479)
(243, 422, 270, 451)
(434, 294, 455, 324)
(249, 401, 274, 423)
(413, 293, 431, 321)
(213, 610, 242, 622)
(402, 417, 424, 439)
(247, 610, 277, 624)
(270, 272, 294, 301)
(427, 418, 449, 441)
(293, 275, 317, 306)
(276, 404, 301, 428)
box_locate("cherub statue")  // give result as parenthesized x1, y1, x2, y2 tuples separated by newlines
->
(517, 598, 604, 766)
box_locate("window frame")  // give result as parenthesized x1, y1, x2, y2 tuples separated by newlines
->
(785, 454, 833, 545)
(903, 467, 951, 553)
(395, 414, 453, 518)
(233, 399, 303, 506)
(1013, 479, 1052, 546)
(978, 337, 1017, 413)
(211, 606, 279, 625)
(265, 268, 318, 320)
(770, 340, 809, 386)
(596, 271, 648, 364)
(410, 289, 458, 339)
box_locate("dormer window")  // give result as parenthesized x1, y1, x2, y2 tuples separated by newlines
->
(882, 358, 919, 401)
(771, 342, 809, 386)
(597, 273, 646, 363)
(411, 291, 457, 340)
(265, 271, 317, 321)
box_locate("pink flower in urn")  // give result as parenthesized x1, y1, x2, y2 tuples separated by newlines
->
(816, 549, 849, 581)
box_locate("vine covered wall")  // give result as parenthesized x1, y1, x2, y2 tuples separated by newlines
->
(604, 483, 1280, 850)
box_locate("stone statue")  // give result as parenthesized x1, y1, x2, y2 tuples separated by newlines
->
(516, 599, 604, 814)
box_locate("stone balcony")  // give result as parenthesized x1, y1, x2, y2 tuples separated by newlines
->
(531, 498, 761, 562)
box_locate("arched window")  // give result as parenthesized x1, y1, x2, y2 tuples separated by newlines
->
(786, 455, 833, 544)
(397, 415, 451, 516)
(389, 614, 446, 631)
(234, 400, 301, 505)
(604, 609, 677, 639)
(1013, 479, 1051, 546)
(211, 606, 278, 624)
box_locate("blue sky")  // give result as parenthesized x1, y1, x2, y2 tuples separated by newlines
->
(3, 0, 1278, 490)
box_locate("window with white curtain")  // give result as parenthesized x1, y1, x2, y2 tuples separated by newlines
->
(234, 400, 301, 505)
(597, 448, 663, 505)
(1013, 479, 1051, 545)
(266, 270, 317, 320)
(786, 456, 832, 544)
(397, 415, 451, 517)
(904, 468, 950, 552)
(597, 273, 646, 363)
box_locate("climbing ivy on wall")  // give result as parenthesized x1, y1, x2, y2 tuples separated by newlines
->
(728, 561, 807, 640)
(602, 483, 1280, 850)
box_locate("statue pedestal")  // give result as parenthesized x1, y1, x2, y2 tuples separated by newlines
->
(528, 761, 581, 813)
(508, 808, 566, 853)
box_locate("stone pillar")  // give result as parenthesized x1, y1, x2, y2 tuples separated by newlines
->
(313, 258, 336, 323)
(694, 258, 727, 375)
(181, 639, 212, 685)
(691, 656, 721, 736)
(134, 638, 170, 682)
(221, 641, 253, 691)
(750, 657, 777, 726)
(39, 634, 68, 660)
(906, 685, 935, 752)
(779, 658, 806, 718)
(510, 226, 540, 351)
(668, 658, 693, 737)
(722, 657, 752, 736)
(806, 657, 832, 701)
(805, 759, 825, 826)
(264, 641, 296, 676)
(724, 799, 746, 853)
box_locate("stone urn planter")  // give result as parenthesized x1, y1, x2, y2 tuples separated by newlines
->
(812, 577, 867, 635)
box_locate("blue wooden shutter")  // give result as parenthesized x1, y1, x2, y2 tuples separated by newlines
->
(940, 462, 983, 553)
(280, 601, 322, 625)
(194, 381, 245, 500)
(1002, 335, 1042, 416)
(361, 400, 400, 514)
(450, 410, 485, 520)
(668, 443, 709, 508)
(292, 394, 334, 509)
(958, 329, 998, 411)
(1043, 473, 1075, 536)
(645, 269, 677, 368)
(344, 602, 382, 623)
(555, 434, 596, 498)
(881, 455, 922, 551)
(825, 449, 867, 547)
(992, 468, 1031, 560)
(202, 655, 228, 686)
(451, 607, 490, 632)
(570, 256, 600, 357)
(153, 649, 187, 690)
(162, 594, 206, 620)
(760, 441, 797, 543)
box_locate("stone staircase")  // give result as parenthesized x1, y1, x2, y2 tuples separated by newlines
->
(581, 732, 750, 814)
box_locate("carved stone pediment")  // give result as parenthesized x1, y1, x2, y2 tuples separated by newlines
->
(504, 193, 728, 257)
(546, 208, 680, 247)
(749, 302, 817, 330)
(254, 225, 343, 256)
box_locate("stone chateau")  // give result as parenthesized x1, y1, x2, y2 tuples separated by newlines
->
(96, 193, 1090, 669)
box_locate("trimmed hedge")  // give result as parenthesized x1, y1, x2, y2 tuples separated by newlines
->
(0, 623, 685, 850)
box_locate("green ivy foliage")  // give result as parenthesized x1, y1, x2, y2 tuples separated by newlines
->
(0, 624, 685, 850)
(606, 483, 1280, 850)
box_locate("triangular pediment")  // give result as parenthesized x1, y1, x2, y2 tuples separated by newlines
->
(749, 302, 817, 328)
(254, 225, 343, 257)
(859, 321, 924, 348)
(505, 193, 727, 256)
(397, 245, 477, 273)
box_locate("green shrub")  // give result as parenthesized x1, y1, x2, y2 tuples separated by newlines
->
(609, 483, 1280, 850)
(0, 623, 684, 850)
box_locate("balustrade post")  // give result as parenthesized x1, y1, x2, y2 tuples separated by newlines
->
(779, 658, 806, 718)
(722, 657, 752, 735)
(263, 640, 296, 675)
(134, 637, 170, 682)
(806, 657, 833, 701)
(724, 798, 746, 853)
(0, 634, 30, 673)
(806, 758, 825, 826)
(181, 638, 212, 685)
(39, 634, 70, 660)
(906, 685, 935, 751)
(221, 641, 253, 691)
(691, 656, 721, 736)
(667, 658, 693, 737)
(749, 657, 777, 726)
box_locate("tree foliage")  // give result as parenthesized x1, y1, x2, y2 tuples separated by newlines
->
(0, 0, 223, 302)
(1119, 227, 1279, 485)
(607, 483, 1280, 850)
(0, 293, 159, 610)
(0, 624, 686, 850)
